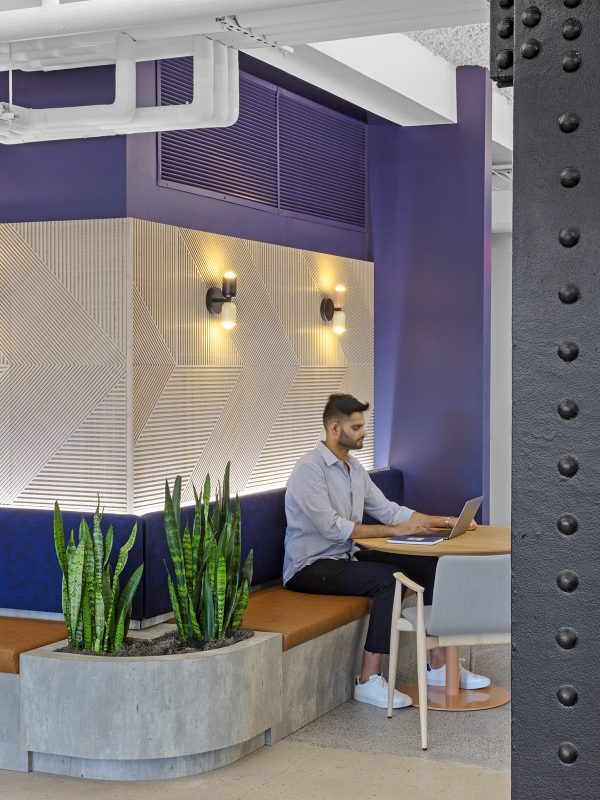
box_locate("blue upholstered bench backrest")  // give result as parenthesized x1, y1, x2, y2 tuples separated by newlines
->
(143, 467, 404, 619)
(0, 507, 144, 619)
(0, 468, 404, 622)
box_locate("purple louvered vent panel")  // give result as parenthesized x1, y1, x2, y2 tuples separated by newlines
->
(158, 60, 367, 229)
(278, 93, 366, 227)
(159, 59, 278, 207)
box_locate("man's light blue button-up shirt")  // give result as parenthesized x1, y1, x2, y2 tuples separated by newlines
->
(283, 442, 414, 585)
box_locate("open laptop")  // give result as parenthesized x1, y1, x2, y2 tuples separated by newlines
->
(386, 496, 483, 546)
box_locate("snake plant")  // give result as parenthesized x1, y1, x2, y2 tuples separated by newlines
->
(164, 463, 253, 646)
(53, 502, 143, 652)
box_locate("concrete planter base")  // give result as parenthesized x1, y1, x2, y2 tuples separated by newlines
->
(29, 732, 266, 781)
(19, 629, 282, 781)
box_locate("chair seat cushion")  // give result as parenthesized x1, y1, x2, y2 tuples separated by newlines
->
(0, 617, 67, 674)
(242, 586, 372, 651)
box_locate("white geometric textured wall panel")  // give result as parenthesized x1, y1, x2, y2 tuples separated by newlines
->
(0, 221, 128, 512)
(0, 218, 374, 513)
(132, 221, 374, 510)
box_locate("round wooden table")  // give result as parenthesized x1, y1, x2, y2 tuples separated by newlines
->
(354, 525, 511, 712)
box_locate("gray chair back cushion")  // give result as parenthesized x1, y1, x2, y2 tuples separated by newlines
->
(426, 555, 510, 636)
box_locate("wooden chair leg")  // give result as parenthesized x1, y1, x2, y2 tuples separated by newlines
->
(416, 596, 428, 750)
(387, 581, 403, 718)
(388, 627, 400, 718)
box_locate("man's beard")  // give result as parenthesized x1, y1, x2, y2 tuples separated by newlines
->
(339, 431, 364, 450)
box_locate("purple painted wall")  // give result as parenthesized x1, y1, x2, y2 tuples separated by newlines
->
(126, 61, 368, 260)
(0, 66, 126, 222)
(369, 66, 492, 520)
(0, 57, 367, 260)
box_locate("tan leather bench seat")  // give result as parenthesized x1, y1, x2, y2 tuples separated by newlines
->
(0, 617, 67, 674)
(241, 586, 371, 652)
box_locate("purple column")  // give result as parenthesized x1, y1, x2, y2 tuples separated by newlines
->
(369, 66, 492, 520)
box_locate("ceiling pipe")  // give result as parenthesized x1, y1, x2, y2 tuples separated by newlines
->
(0, 0, 335, 43)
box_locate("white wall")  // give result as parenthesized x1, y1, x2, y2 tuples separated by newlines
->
(489, 232, 512, 526)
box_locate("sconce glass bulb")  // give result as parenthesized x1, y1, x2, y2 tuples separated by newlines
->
(223, 271, 237, 279)
(332, 309, 346, 335)
(333, 284, 346, 310)
(221, 301, 237, 330)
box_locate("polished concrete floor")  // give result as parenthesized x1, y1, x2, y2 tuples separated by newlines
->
(1, 645, 510, 800)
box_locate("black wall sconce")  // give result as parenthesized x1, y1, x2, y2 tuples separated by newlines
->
(206, 272, 237, 330)
(320, 285, 346, 335)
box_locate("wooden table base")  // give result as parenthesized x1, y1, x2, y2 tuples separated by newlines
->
(398, 682, 511, 711)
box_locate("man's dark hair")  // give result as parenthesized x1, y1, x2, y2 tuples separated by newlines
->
(323, 394, 369, 428)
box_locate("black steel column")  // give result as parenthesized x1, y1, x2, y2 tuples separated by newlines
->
(497, 1, 600, 796)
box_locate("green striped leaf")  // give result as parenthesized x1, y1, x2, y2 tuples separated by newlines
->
(182, 522, 193, 591)
(92, 510, 105, 651)
(81, 522, 96, 644)
(221, 461, 231, 523)
(82, 589, 92, 650)
(103, 524, 113, 568)
(215, 554, 226, 638)
(53, 502, 67, 576)
(172, 475, 182, 530)
(191, 492, 202, 585)
(188, 596, 202, 641)
(223, 584, 238, 633)
(61, 576, 72, 643)
(241, 549, 254, 587)
(202, 473, 210, 541)
(231, 579, 249, 631)
(165, 564, 186, 646)
(112, 523, 138, 584)
(114, 564, 144, 649)
(67, 538, 85, 643)
(164, 481, 185, 583)
(202, 578, 215, 640)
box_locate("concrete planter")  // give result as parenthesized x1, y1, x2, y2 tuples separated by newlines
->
(19, 629, 282, 780)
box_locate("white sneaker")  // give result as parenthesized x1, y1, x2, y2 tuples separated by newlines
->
(426, 661, 491, 690)
(354, 673, 413, 709)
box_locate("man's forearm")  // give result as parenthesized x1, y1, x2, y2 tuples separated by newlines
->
(350, 523, 398, 540)
(350, 512, 452, 540)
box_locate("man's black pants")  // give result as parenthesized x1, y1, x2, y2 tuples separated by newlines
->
(286, 549, 438, 655)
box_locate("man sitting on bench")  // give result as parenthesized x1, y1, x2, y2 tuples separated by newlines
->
(284, 393, 490, 709)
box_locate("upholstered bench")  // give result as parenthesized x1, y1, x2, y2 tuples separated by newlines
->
(0, 617, 67, 674)
(241, 585, 371, 651)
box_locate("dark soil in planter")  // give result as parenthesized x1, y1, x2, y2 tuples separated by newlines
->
(57, 629, 254, 657)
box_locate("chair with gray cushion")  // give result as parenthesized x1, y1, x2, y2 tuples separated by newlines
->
(387, 555, 511, 750)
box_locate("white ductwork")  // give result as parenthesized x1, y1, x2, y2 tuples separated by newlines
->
(116, 38, 238, 134)
(0, 35, 239, 144)
(4, 33, 136, 135)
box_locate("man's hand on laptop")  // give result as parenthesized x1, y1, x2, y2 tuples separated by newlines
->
(445, 516, 477, 531)
(406, 511, 477, 532)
